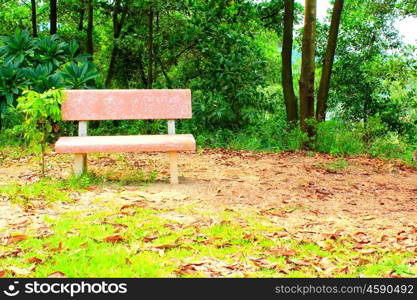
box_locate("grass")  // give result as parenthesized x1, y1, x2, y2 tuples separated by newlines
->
(318, 158, 349, 173)
(0, 179, 72, 207)
(0, 205, 415, 278)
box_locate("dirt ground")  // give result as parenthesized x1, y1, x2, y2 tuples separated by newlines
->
(1, 149, 416, 252)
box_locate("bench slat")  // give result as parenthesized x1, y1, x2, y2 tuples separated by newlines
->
(62, 89, 192, 121)
(55, 134, 196, 153)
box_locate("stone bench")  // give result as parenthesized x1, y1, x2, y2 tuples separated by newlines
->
(55, 89, 196, 184)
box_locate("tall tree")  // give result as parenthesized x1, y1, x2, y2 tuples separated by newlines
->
(147, 6, 154, 89)
(86, 0, 94, 58)
(105, 0, 129, 87)
(299, 0, 316, 136)
(50, 0, 57, 34)
(316, 0, 344, 122)
(78, 0, 85, 31)
(31, 0, 38, 37)
(281, 0, 297, 124)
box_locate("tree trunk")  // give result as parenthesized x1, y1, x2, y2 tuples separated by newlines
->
(147, 7, 154, 89)
(316, 0, 343, 122)
(31, 0, 38, 37)
(299, 0, 316, 137)
(86, 0, 94, 59)
(105, 0, 128, 87)
(78, 0, 85, 31)
(105, 46, 118, 87)
(281, 0, 298, 124)
(137, 52, 148, 87)
(50, 0, 57, 35)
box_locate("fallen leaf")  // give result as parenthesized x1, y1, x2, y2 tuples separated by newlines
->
(153, 244, 179, 249)
(358, 248, 377, 254)
(6, 234, 27, 245)
(50, 241, 63, 252)
(48, 271, 66, 278)
(175, 263, 204, 276)
(120, 202, 146, 210)
(250, 257, 278, 269)
(103, 235, 124, 244)
(101, 222, 128, 229)
(0, 270, 6, 278)
(269, 248, 298, 256)
(0, 248, 23, 258)
(143, 235, 159, 243)
(287, 258, 311, 266)
(319, 257, 335, 269)
(27, 257, 43, 265)
(7, 265, 35, 276)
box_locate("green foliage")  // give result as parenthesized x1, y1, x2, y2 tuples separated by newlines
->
(16, 89, 65, 176)
(60, 62, 100, 89)
(0, 29, 99, 131)
(58, 173, 106, 190)
(0, 29, 35, 65)
(369, 132, 411, 161)
(315, 120, 364, 156)
(0, 1, 415, 164)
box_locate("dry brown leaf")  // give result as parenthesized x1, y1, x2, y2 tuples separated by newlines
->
(27, 257, 43, 265)
(269, 248, 298, 256)
(50, 241, 63, 252)
(103, 235, 124, 244)
(250, 257, 278, 269)
(48, 271, 67, 278)
(7, 265, 35, 276)
(0, 270, 6, 278)
(0, 248, 23, 258)
(319, 257, 335, 269)
(153, 244, 179, 249)
(287, 258, 311, 266)
(175, 263, 203, 276)
(143, 235, 159, 243)
(357, 257, 372, 266)
(120, 202, 146, 210)
(6, 234, 27, 245)
(358, 248, 377, 254)
(102, 221, 128, 229)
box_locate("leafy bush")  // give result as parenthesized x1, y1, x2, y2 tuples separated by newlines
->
(314, 120, 364, 156)
(369, 132, 411, 161)
(0, 29, 100, 131)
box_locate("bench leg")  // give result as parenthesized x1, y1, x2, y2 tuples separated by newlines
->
(169, 151, 179, 184)
(74, 154, 87, 177)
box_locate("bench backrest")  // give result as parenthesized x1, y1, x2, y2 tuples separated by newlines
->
(61, 89, 192, 121)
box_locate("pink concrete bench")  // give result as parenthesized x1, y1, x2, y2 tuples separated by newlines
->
(55, 89, 196, 184)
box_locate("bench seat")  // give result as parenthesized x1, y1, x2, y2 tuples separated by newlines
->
(55, 134, 196, 154)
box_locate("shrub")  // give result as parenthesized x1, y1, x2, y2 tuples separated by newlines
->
(0, 29, 99, 132)
(16, 89, 65, 176)
(314, 120, 364, 156)
(369, 132, 411, 160)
